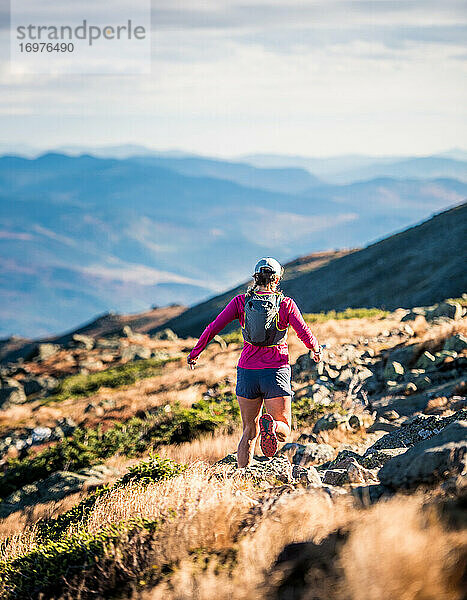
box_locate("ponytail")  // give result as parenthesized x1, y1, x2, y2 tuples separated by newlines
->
(247, 268, 282, 296)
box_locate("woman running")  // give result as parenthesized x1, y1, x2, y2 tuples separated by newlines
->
(187, 257, 322, 468)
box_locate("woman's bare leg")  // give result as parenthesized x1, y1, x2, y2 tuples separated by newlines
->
(237, 396, 263, 467)
(264, 396, 292, 442)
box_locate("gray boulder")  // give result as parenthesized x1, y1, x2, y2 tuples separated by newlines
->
(360, 448, 407, 469)
(321, 469, 348, 485)
(293, 352, 318, 381)
(281, 442, 335, 466)
(379, 421, 467, 488)
(387, 343, 420, 368)
(401, 307, 428, 322)
(426, 301, 463, 322)
(0, 466, 111, 517)
(365, 408, 467, 456)
(122, 325, 134, 338)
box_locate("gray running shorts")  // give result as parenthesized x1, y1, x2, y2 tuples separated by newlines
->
(236, 366, 293, 399)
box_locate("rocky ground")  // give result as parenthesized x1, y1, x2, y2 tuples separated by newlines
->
(0, 298, 466, 599)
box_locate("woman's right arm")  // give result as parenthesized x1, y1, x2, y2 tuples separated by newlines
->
(188, 296, 241, 364)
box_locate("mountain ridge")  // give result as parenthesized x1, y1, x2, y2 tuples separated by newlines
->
(158, 203, 467, 337)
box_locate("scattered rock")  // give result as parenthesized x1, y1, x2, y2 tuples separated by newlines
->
(336, 368, 353, 385)
(215, 454, 294, 484)
(384, 361, 405, 380)
(365, 408, 467, 456)
(352, 484, 391, 504)
(415, 351, 436, 371)
(444, 334, 467, 354)
(72, 334, 95, 350)
(297, 433, 319, 444)
(271, 530, 348, 598)
(79, 358, 104, 371)
(153, 328, 178, 341)
(54, 417, 76, 437)
(321, 469, 348, 486)
(95, 337, 121, 350)
(324, 365, 339, 379)
(379, 421, 467, 488)
(404, 382, 418, 395)
(359, 448, 407, 469)
(313, 411, 373, 434)
(35, 343, 61, 361)
(403, 324, 415, 337)
(21, 375, 58, 397)
(121, 345, 151, 361)
(313, 413, 347, 433)
(31, 426, 53, 444)
(122, 325, 134, 338)
(426, 301, 463, 322)
(151, 350, 170, 360)
(293, 353, 318, 381)
(401, 307, 428, 322)
(291, 464, 322, 486)
(0, 382, 26, 408)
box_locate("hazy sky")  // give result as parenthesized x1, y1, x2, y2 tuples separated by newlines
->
(1, 0, 466, 157)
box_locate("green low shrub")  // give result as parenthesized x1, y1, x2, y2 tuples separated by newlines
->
(221, 329, 243, 344)
(118, 454, 187, 487)
(292, 397, 346, 428)
(44, 356, 178, 404)
(0, 399, 240, 500)
(37, 455, 185, 543)
(303, 307, 389, 323)
(0, 518, 160, 600)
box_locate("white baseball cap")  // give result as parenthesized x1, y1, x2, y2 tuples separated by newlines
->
(254, 257, 283, 277)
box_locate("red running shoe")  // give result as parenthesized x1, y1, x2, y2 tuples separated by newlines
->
(259, 413, 278, 457)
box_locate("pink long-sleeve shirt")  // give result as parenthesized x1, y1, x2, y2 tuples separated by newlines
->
(188, 291, 319, 369)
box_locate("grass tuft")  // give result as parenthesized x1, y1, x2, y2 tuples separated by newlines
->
(43, 356, 178, 404)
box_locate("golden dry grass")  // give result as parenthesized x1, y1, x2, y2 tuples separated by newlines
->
(1, 462, 465, 600)
(157, 428, 243, 464)
(341, 496, 467, 600)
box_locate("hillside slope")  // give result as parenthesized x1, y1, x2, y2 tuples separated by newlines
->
(160, 203, 467, 337)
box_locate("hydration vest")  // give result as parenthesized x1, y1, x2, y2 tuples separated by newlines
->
(242, 291, 287, 347)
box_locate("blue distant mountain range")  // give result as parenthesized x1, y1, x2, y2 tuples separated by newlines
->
(1, 150, 466, 337)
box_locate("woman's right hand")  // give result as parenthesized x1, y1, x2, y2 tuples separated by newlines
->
(187, 356, 197, 370)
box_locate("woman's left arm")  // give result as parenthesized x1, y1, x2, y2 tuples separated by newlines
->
(287, 298, 320, 352)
